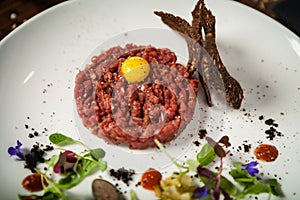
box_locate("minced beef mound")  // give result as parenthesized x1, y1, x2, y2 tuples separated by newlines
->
(74, 44, 198, 149)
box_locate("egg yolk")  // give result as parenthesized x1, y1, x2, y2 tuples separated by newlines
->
(121, 56, 150, 83)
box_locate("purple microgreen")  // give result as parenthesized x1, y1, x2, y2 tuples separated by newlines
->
(213, 187, 221, 200)
(53, 150, 78, 174)
(213, 156, 225, 200)
(8, 140, 24, 160)
(205, 136, 230, 158)
(242, 161, 259, 177)
(214, 144, 226, 158)
(218, 136, 231, 147)
(197, 166, 214, 179)
(205, 136, 217, 147)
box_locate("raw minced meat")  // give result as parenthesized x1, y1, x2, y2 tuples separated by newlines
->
(74, 44, 198, 149)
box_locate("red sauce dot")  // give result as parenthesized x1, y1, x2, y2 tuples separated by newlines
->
(254, 144, 279, 162)
(141, 168, 162, 190)
(22, 173, 47, 192)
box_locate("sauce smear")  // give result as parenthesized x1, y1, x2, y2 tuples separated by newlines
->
(254, 144, 278, 162)
(141, 168, 162, 190)
(22, 173, 47, 192)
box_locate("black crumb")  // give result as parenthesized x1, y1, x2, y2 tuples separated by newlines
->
(259, 115, 264, 120)
(135, 182, 141, 187)
(198, 129, 207, 139)
(265, 118, 275, 126)
(264, 118, 283, 140)
(43, 145, 54, 151)
(238, 146, 242, 151)
(193, 140, 200, 146)
(109, 167, 135, 186)
(243, 144, 251, 153)
(24, 144, 46, 173)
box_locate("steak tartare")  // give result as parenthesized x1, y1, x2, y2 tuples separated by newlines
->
(74, 44, 198, 149)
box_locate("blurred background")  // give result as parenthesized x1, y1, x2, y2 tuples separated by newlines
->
(0, 0, 299, 41)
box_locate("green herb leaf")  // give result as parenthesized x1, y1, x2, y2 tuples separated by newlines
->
(200, 173, 238, 196)
(45, 154, 60, 167)
(269, 179, 281, 196)
(81, 154, 107, 172)
(233, 162, 243, 170)
(49, 133, 76, 146)
(90, 148, 106, 160)
(42, 190, 65, 200)
(77, 157, 99, 177)
(18, 191, 63, 200)
(237, 182, 271, 199)
(198, 165, 237, 196)
(56, 172, 81, 189)
(130, 189, 137, 200)
(196, 143, 216, 166)
(230, 162, 256, 186)
(200, 197, 211, 200)
(220, 175, 238, 196)
(186, 159, 199, 172)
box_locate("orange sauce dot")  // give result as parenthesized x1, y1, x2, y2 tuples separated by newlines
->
(141, 168, 162, 190)
(254, 144, 279, 162)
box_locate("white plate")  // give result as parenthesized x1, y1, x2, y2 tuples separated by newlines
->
(0, 0, 300, 199)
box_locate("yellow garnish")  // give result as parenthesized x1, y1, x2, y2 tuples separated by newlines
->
(121, 56, 150, 83)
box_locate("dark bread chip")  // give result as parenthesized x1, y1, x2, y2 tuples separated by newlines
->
(154, 0, 244, 109)
(154, 11, 193, 38)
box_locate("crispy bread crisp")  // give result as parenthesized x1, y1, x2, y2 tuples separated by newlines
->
(155, 0, 243, 109)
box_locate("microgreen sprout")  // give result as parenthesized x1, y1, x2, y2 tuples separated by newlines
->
(9, 133, 107, 200)
(154, 139, 189, 175)
(198, 136, 281, 200)
(49, 133, 86, 147)
(53, 150, 78, 174)
(153, 135, 282, 200)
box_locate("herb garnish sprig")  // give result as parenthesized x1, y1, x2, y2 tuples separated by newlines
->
(9, 133, 107, 200)
(155, 135, 281, 200)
